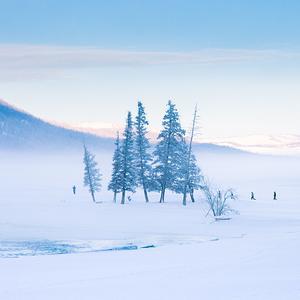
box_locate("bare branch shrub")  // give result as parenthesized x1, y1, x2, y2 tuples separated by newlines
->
(201, 180, 238, 217)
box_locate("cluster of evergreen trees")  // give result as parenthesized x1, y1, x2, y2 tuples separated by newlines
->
(108, 100, 203, 205)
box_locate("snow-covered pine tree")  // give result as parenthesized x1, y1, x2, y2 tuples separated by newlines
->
(153, 101, 185, 203)
(108, 132, 122, 202)
(135, 101, 153, 202)
(83, 145, 102, 203)
(176, 140, 202, 204)
(182, 105, 202, 205)
(120, 112, 137, 204)
(186, 152, 202, 202)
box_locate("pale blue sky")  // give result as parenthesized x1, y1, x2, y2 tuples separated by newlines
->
(1, 0, 300, 49)
(0, 1, 299, 139)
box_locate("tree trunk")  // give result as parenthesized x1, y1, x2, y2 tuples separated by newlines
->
(91, 190, 96, 203)
(160, 187, 165, 203)
(113, 191, 117, 203)
(183, 185, 187, 206)
(183, 194, 187, 206)
(190, 190, 195, 202)
(143, 185, 149, 203)
(121, 189, 126, 204)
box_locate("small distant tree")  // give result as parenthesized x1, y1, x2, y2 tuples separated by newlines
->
(202, 180, 237, 217)
(108, 132, 122, 202)
(135, 101, 153, 202)
(83, 145, 102, 203)
(120, 112, 137, 204)
(153, 101, 185, 203)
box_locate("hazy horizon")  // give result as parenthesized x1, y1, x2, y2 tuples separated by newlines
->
(1, 98, 299, 156)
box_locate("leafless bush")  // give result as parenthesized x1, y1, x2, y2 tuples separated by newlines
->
(201, 181, 238, 217)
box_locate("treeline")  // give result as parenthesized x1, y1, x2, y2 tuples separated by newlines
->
(83, 100, 203, 206)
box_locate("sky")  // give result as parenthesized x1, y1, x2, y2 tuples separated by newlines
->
(0, 0, 300, 143)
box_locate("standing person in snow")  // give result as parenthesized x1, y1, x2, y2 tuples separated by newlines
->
(273, 191, 277, 200)
(251, 192, 256, 200)
(72, 185, 76, 195)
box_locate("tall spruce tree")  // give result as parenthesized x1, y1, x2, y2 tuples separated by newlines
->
(153, 101, 185, 203)
(135, 101, 153, 202)
(108, 132, 122, 202)
(120, 112, 137, 204)
(83, 145, 102, 203)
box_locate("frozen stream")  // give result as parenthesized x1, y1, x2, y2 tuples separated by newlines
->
(0, 235, 221, 258)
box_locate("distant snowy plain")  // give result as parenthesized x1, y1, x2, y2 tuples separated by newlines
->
(0, 149, 299, 299)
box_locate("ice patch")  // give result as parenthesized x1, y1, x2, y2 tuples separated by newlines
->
(0, 240, 79, 258)
(0, 235, 218, 258)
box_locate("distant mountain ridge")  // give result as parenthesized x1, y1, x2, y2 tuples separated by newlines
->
(0, 99, 113, 151)
(0, 99, 247, 154)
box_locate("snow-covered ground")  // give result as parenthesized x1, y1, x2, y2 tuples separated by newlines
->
(0, 150, 299, 299)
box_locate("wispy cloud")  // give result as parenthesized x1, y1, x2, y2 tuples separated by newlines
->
(0, 44, 299, 81)
(206, 134, 300, 156)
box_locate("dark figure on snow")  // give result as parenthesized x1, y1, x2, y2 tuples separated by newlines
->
(72, 185, 76, 195)
(127, 196, 132, 202)
(251, 192, 256, 200)
(273, 191, 277, 200)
